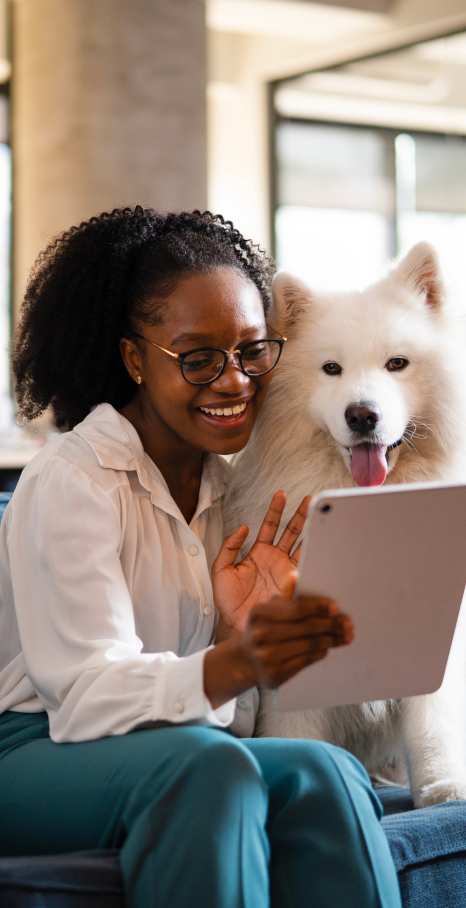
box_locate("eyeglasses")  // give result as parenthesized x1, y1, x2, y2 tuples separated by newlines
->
(133, 323, 287, 386)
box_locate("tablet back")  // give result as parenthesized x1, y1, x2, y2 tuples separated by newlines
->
(277, 482, 466, 712)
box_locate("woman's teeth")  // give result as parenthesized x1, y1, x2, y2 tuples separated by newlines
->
(200, 402, 247, 417)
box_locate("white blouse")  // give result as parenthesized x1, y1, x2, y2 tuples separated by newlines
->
(0, 403, 258, 742)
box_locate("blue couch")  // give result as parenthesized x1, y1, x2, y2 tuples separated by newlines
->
(1, 492, 466, 907)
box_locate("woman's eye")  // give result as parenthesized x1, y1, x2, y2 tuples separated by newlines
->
(386, 357, 409, 372)
(183, 355, 214, 372)
(322, 362, 342, 376)
(242, 343, 267, 361)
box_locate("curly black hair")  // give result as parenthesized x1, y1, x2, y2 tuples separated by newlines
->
(12, 207, 275, 430)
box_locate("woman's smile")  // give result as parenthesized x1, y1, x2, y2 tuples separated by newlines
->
(197, 398, 250, 426)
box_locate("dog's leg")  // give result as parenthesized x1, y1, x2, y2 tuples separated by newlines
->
(401, 607, 466, 808)
(401, 689, 466, 807)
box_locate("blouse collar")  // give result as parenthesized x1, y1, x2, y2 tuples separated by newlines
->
(74, 403, 230, 525)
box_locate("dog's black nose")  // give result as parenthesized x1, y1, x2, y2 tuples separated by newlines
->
(345, 404, 381, 434)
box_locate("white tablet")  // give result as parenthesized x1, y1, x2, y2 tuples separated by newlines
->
(277, 482, 466, 712)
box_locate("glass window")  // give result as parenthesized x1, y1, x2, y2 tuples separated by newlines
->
(273, 30, 466, 304)
(275, 121, 395, 290)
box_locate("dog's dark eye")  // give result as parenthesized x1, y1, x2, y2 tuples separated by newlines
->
(386, 357, 409, 372)
(323, 362, 342, 376)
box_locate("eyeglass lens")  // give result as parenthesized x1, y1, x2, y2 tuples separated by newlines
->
(181, 340, 282, 384)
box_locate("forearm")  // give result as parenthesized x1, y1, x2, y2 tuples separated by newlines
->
(204, 639, 258, 710)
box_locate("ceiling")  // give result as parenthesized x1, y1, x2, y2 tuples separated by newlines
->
(207, 0, 389, 43)
(297, 0, 393, 10)
(275, 30, 466, 133)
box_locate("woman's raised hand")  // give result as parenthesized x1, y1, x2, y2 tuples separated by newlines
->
(205, 491, 355, 709)
(212, 491, 310, 639)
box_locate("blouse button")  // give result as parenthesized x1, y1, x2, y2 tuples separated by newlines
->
(188, 544, 199, 556)
(203, 606, 212, 616)
(174, 701, 185, 714)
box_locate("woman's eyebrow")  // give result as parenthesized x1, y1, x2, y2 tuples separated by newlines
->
(170, 332, 211, 346)
(170, 325, 266, 346)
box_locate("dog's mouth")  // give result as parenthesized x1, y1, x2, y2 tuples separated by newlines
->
(345, 439, 403, 487)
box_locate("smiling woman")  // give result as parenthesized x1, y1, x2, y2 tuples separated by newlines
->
(0, 207, 401, 908)
(118, 268, 276, 476)
(13, 208, 274, 431)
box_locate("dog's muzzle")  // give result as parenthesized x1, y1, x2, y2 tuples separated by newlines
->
(386, 438, 403, 455)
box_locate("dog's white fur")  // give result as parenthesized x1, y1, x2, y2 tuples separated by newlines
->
(224, 242, 466, 807)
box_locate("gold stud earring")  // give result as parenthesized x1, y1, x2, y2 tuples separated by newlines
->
(135, 375, 142, 385)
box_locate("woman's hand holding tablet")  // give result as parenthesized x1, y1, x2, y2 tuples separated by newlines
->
(240, 594, 353, 689)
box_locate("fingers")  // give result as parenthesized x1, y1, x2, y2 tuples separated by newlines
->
(282, 649, 328, 669)
(212, 525, 249, 573)
(250, 612, 352, 642)
(275, 495, 312, 556)
(242, 594, 355, 688)
(254, 491, 287, 546)
(260, 650, 328, 689)
(245, 629, 332, 688)
(253, 594, 340, 623)
(257, 635, 338, 663)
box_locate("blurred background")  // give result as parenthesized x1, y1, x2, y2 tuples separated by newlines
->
(0, 0, 465, 485)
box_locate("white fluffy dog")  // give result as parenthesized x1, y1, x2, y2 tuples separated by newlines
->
(225, 242, 466, 807)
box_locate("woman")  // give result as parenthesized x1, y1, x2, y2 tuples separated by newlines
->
(0, 208, 401, 908)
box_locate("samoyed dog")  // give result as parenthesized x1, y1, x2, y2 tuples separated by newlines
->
(225, 242, 466, 807)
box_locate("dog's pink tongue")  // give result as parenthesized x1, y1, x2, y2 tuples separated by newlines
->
(351, 444, 387, 487)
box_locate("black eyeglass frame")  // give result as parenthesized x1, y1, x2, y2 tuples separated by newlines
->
(132, 323, 287, 386)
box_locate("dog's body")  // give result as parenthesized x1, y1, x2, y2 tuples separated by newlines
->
(225, 243, 466, 807)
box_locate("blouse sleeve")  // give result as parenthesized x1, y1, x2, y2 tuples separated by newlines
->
(5, 458, 235, 742)
(229, 687, 259, 738)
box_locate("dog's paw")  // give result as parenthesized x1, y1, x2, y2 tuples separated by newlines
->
(415, 778, 466, 808)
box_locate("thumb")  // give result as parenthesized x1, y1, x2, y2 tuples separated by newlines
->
(213, 525, 249, 573)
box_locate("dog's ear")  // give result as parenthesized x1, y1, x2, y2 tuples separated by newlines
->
(395, 242, 444, 309)
(271, 272, 313, 330)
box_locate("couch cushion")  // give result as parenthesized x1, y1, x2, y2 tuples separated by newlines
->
(379, 789, 466, 908)
(0, 850, 123, 907)
(395, 851, 466, 908)
(377, 786, 414, 817)
(0, 491, 12, 522)
(382, 800, 466, 871)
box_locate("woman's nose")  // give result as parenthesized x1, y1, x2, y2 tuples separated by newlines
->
(214, 354, 250, 391)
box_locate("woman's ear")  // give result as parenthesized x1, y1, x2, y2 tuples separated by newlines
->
(394, 242, 445, 309)
(119, 337, 144, 383)
(270, 272, 314, 331)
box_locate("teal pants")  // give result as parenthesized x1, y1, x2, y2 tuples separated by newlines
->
(0, 711, 401, 908)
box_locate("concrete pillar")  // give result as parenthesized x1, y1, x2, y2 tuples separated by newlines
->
(12, 0, 207, 311)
